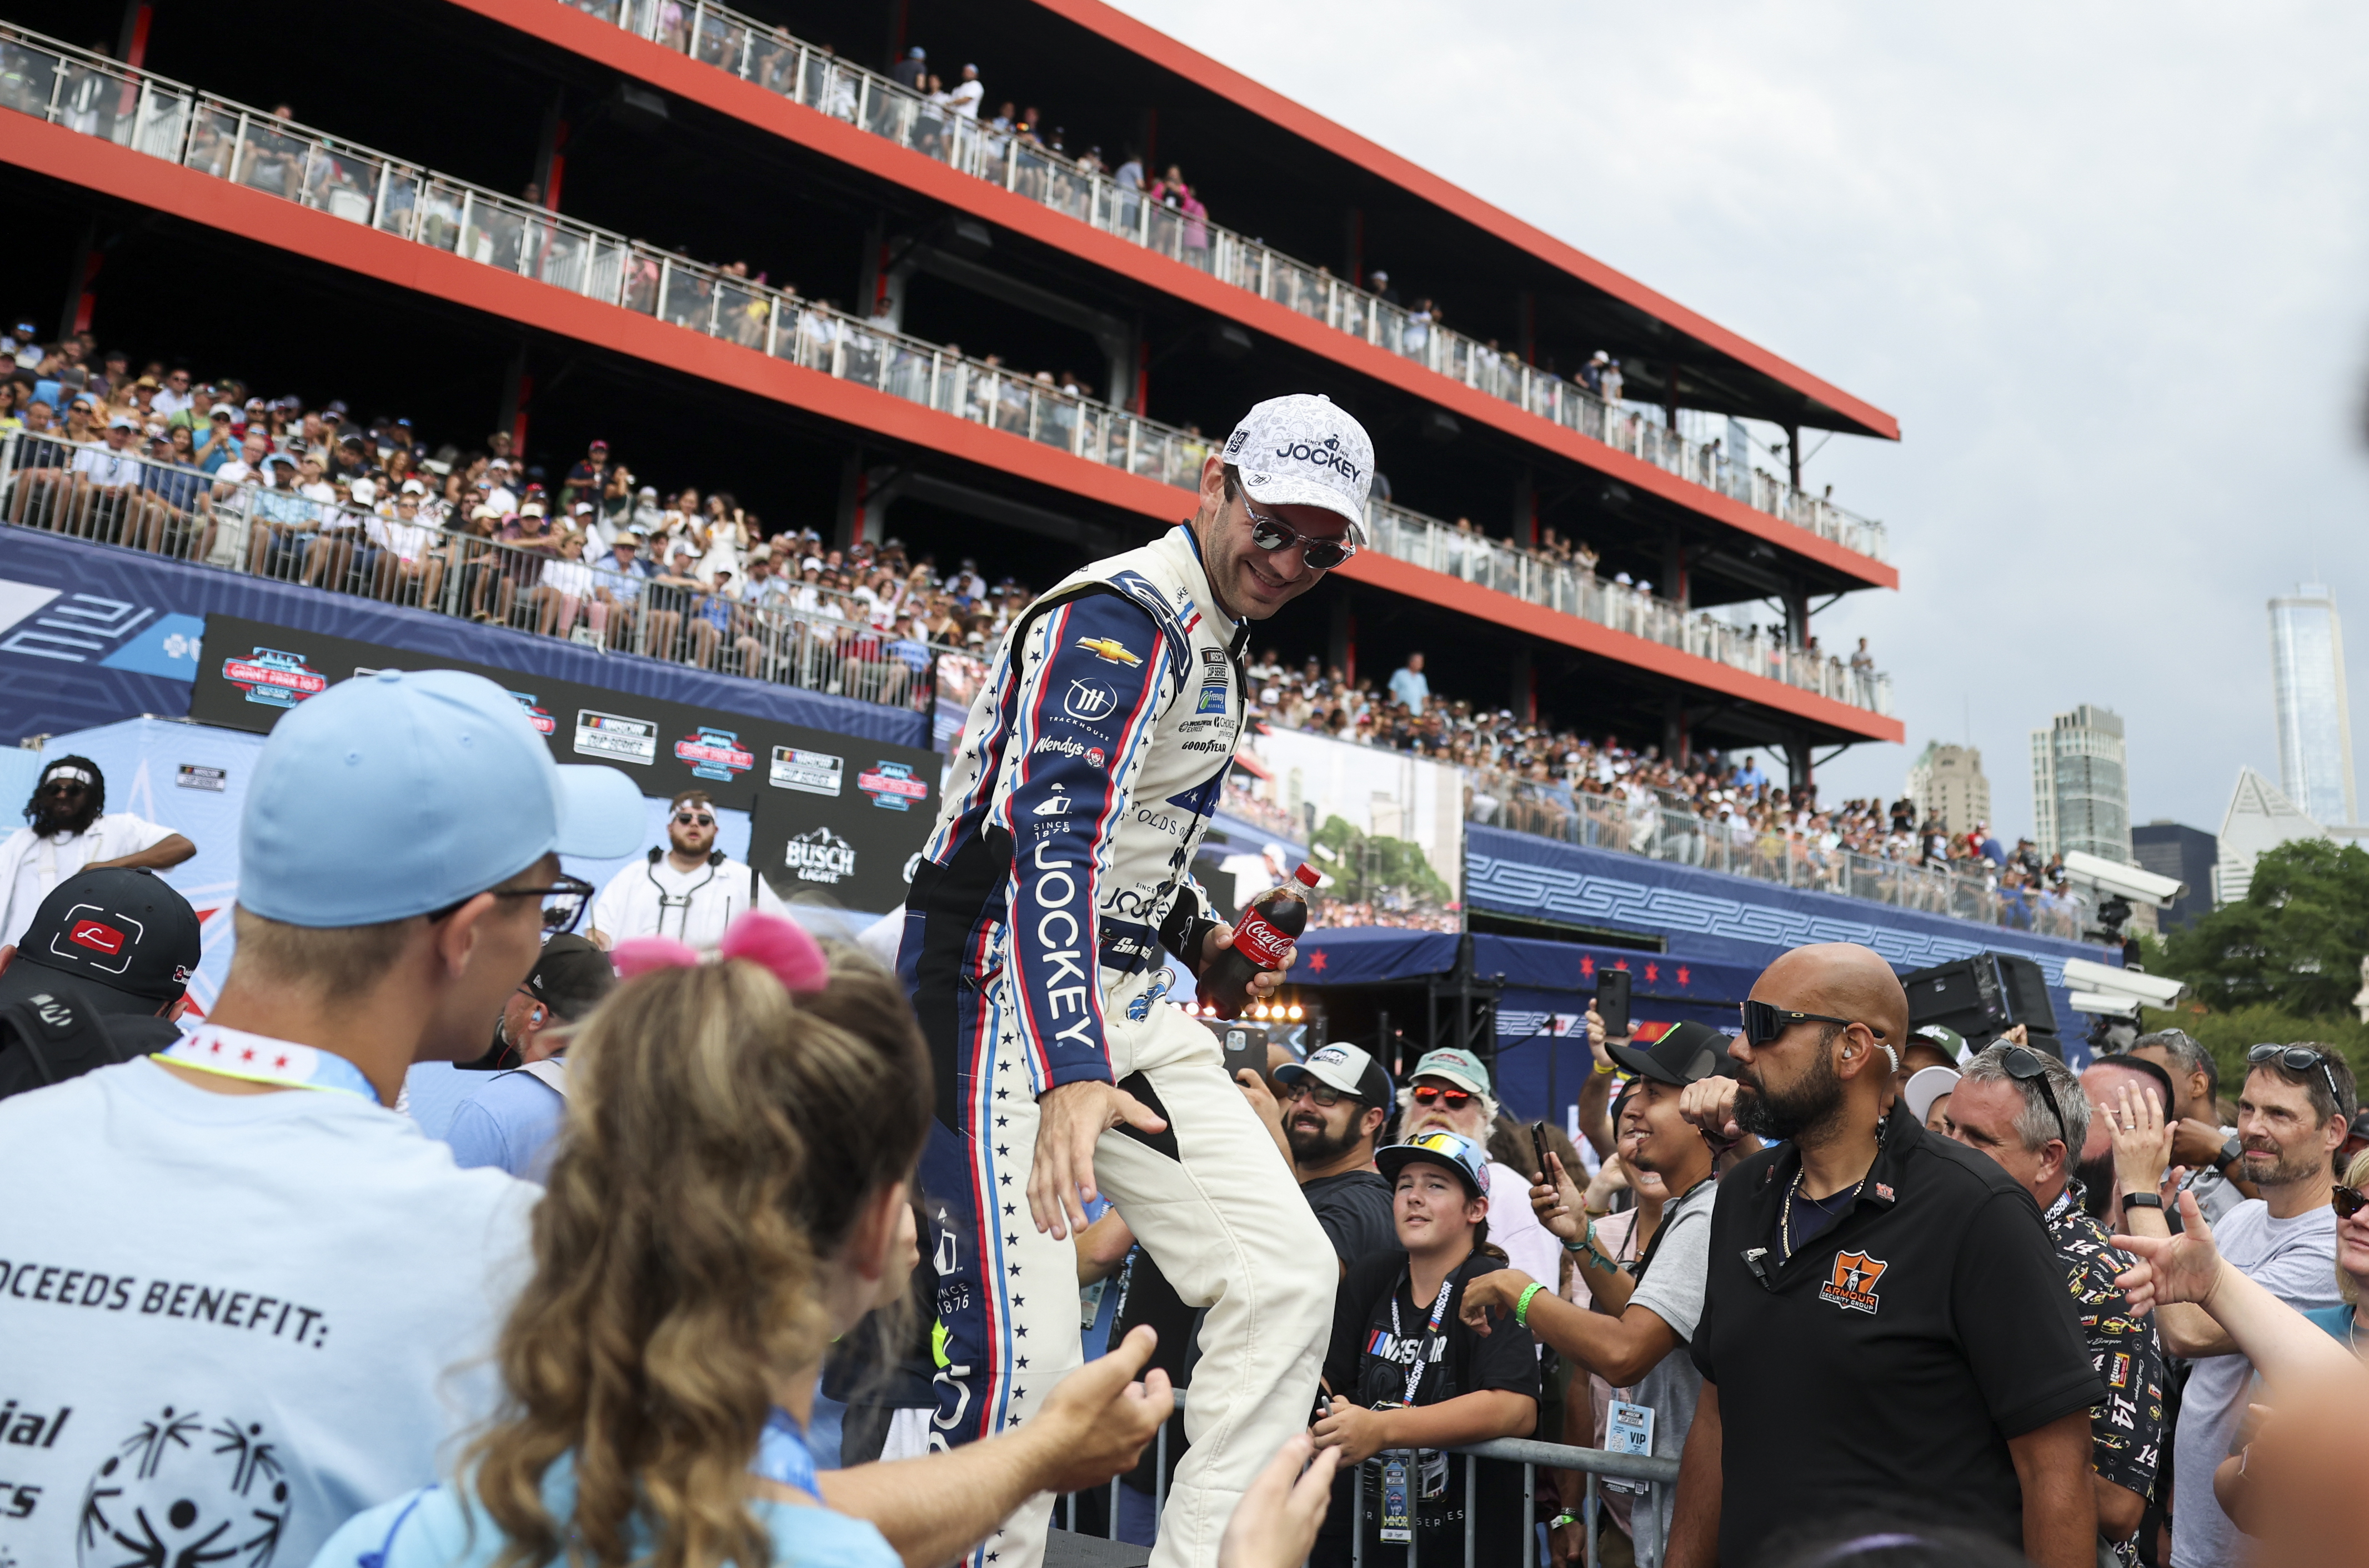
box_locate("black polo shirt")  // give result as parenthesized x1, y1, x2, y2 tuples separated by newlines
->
(1691, 1101, 2101, 1561)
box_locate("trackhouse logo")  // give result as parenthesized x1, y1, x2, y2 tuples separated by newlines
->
(1819, 1250, 1890, 1315)
(1065, 679, 1117, 720)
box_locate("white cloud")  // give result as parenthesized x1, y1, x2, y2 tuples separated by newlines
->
(1115, 0, 2369, 839)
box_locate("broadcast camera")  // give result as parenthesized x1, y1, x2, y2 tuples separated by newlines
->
(2059, 849, 2187, 950)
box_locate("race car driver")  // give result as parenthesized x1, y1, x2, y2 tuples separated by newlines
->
(900, 393, 1372, 1568)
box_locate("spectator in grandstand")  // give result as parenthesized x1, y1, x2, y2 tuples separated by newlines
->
(891, 43, 926, 89)
(0, 670, 639, 1566)
(369, 485, 447, 607)
(1387, 650, 1429, 714)
(2113, 1043, 2350, 1568)
(1941, 1044, 2164, 1562)
(1399, 1047, 1561, 1288)
(593, 529, 654, 648)
(534, 528, 605, 640)
(1669, 944, 2102, 1568)
(315, 912, 1180, 1568)
(1310, 1129, 1537, 1568)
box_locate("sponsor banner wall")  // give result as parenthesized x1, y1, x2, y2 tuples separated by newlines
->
(190, 614, 935, 913)
(1225, 727, 1464, 931)
(0, 525, 929, 748)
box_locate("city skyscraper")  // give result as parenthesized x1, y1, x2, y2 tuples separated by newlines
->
(2268, 584, 2358, 828)
(2031, 703, 2132, 863)
(1907, 742, 1991, 836)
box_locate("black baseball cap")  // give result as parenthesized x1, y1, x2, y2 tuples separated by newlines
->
(0, 867, 201, 1016)
(1607, 1020, 1737, 1088)
(522, 934, 615, 1021)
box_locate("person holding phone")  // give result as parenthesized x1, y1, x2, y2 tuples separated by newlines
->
(1464, 1022, 1734, 1568)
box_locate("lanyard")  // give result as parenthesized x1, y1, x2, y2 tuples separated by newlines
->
(160, 1025, 381, 1101)
(1388, 1270, 1458, 1408)
(750, 1406, 820, 1500)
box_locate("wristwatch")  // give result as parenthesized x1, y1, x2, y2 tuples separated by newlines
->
(2213, 1135, 2243, 1174)
(2121, 1192, 2164, 1210)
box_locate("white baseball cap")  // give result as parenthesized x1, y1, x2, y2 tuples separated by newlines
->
(1220, 393, 1373, 540)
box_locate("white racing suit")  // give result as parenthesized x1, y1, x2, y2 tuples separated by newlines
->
(898, 525, 1334, 1568)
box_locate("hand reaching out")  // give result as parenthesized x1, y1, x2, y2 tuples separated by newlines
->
(1219, 1434, 1339, 1568)
(2114, 1190, 2228, 1316)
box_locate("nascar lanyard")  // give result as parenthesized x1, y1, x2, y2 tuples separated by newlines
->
(159, 1024, 380, 1101)
(751, 1406, 820, 1500)
(1389, 1271, 1458, 1407)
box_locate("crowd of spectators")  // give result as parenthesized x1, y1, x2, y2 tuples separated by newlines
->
(0, 327, 1103, 697)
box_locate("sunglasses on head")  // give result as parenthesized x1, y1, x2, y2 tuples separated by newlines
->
(673, 811, 715, 827)
(1998, 1044, 2072, 1148)
(2249, 1043, 2342, 1108)
(2333, 1185, 2369, 1220)
(1240, 494, 1356, 570)
(1409, 1085, 1474, 1109)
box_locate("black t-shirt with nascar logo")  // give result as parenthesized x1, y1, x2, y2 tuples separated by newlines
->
(1311, 1248, 1539, 1568)
(1690, 1101, 2101, 1562)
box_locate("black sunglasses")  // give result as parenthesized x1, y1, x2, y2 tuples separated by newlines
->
(433, 873, 595, 933)
(1740, 1000, 1869, 1048)
(490, 874, 595, 933)
(1240, 494, 1356, 570)
(673, 811, 716, 827)
(2249, 1043, 2342, 1109)
(1999, 1044, 2071, 1148)
(2333, 1185, 2368, 1220)
(38, 779, 90, 796)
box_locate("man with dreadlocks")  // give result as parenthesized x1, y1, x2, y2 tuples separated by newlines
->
(0, 755, 194, 949)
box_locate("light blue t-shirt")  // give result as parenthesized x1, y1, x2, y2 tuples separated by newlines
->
(1387, 665, 1429, 713)
(310, 1458, 900, 1568)
(445, 1069, 568, 1183)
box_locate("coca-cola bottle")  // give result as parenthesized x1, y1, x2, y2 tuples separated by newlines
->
(1198, 863, 1321, 1019)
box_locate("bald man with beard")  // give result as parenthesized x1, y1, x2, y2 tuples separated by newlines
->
(1664, 944, 2102, 1568)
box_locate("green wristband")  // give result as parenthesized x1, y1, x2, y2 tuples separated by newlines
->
(1514, 1281, 1547, 1327)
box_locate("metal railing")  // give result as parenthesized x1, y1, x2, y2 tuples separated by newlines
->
(538, 0, 1888, 564)
(0, 429, 954, 709)
(1057, 1389, 1674, 1568)
(1463, 765, 2096, 940)
(1366, 505, 1892, 715)
(0, 24, 1895, 721)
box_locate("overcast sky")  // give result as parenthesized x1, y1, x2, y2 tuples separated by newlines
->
(1113, 0, 2369, 843)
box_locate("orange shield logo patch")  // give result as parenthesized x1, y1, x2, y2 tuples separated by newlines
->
(1819, 1250, 1889, 1314)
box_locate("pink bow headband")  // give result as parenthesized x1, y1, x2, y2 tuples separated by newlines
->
(610, 910, 830, 995)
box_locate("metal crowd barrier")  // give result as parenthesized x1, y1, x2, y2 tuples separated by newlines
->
(1463, 767, 2096, 941)
(0, 430, 954, 710)
(0, 21, 1897, 722)
(1058, 1393, 1677, 1568)
(540, 0, 1889, 565)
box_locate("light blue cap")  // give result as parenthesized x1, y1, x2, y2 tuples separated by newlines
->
(238, 667, 645, 927)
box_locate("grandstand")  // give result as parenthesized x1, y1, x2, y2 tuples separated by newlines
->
(5, 0, 1900, 777)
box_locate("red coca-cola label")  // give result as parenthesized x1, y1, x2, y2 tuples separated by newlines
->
(1231, 908, 1296, 970)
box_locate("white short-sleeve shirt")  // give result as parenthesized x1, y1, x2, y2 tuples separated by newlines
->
(0, 812, 178, 948)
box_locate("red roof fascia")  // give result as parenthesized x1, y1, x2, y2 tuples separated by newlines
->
(1032, 0, 1901, 443)
(1335, 552, 1904, 742)
(432, 0, 1895, 588)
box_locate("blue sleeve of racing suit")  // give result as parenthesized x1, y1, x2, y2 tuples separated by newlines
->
(996, 593, 1177, 1094)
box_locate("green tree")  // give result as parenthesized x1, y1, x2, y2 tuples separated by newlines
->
(2158, 839, 2369, 1018)
(1310, 814, 1451, 911)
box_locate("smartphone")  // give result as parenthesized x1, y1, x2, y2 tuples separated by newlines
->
(1529, 1119, 1555, 1184)
(1221, 1025, 1264, 1085)
(1597, 968, 1632, 1038)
